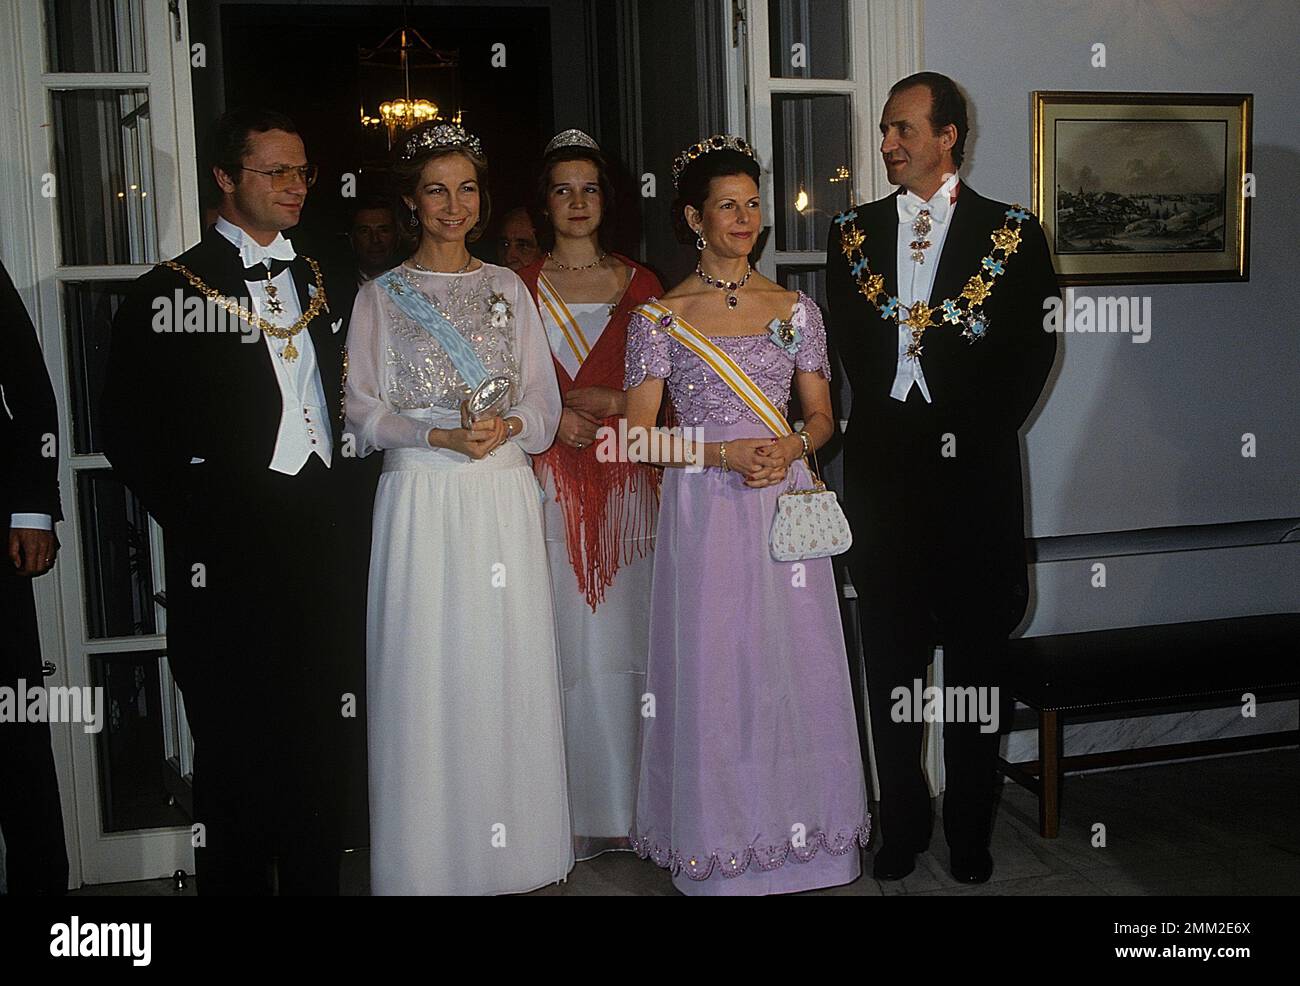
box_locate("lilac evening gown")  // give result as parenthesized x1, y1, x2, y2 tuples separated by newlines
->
(626, 292, 870, 895)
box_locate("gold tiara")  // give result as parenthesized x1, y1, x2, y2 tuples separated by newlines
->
(399, 123, 483, 162)
(671, 134, 756, 189)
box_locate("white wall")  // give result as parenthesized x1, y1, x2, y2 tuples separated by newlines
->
(922, 0, 1300, 539)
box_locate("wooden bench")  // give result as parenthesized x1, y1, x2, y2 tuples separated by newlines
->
(997, 614, 1300, 837)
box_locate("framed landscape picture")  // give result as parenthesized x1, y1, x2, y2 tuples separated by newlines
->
(1031, 91, 1252, 285)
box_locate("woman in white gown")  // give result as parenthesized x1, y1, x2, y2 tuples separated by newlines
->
(518, 130, 663, 859)
(345, 122, 573, 895)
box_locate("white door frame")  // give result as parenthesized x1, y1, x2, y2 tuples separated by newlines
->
(740, 0, 921, 278)
(0, 0, 201, 887)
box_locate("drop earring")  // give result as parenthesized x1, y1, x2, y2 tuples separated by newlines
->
(407, 207, 420, 232)
(695, 230, 707, 251)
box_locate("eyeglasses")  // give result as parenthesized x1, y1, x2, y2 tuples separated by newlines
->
(240, 164, 318, 190)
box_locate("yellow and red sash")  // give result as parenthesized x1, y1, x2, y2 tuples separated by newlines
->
(633, 300, 792, 438)
(537, 272, 592, 378)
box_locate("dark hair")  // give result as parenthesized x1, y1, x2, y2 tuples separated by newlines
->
(392, 127, 492, 244)
(349, 196, 396, 226)
(207, 107, 300, 187)
(670, 149, 761, 245)
(888, 72, 969, 169)
(533, 148, 616, 251)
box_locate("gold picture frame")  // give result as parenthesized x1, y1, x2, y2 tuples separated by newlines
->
(1031, 91, 1251, 285)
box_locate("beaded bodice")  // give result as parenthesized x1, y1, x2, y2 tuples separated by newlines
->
(624, 291, 831, 427)
(383, 266, 521, 412)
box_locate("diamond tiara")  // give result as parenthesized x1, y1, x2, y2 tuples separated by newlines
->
(399, 123, 484, 162)
(545, 128, 600, 156)
(671, 134, 756, 189)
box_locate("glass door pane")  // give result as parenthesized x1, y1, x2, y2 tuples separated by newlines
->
(51, 88, 158, 265)
(771, 93, 853, 251)
(75, 469, 159, 639)
(63, 280, 133, 455)
(767, 0, 849, 79)
(45, 0, 147, 73)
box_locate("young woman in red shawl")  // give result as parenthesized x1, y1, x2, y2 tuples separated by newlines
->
(519, 130, 663, 860)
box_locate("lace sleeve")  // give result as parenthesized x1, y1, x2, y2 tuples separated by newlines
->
(624, 309, 673, 389)
(344, 280, 434, 455)
(794, 294, 832, 380)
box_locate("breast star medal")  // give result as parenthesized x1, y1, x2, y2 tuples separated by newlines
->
(909, 209, 933, 263)
(264, 280, 284, 316)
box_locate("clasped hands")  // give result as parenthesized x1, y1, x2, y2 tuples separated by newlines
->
(557, 386, 622, 450)
(724, 434, 803, 488)
(429, 402, 511, 460)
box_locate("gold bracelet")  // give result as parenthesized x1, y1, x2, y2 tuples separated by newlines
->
(798, 430, 811, 458)
(719, 441, 729, 472)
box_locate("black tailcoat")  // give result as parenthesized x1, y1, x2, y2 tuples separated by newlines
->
(0, 261, 68, 894)
(102, 227, 371, 893)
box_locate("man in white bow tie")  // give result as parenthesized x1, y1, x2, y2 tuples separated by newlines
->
(824, 73, 1060, 884)
(103, 108, 369, 895)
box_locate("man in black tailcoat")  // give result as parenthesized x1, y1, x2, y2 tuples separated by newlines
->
(103, 108, 367, 894)
(825, 73, 1059, 883)
(0, 261, 68, 894)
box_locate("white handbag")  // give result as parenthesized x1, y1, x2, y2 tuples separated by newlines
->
(769, 453, 853, 562)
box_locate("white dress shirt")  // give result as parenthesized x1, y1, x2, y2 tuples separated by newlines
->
(214, 216, 332, 473)
(891, 173, 960, 403)
(10, 512, 52, 530)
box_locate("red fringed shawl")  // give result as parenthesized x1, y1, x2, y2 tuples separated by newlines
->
(520, 255, 664, 611)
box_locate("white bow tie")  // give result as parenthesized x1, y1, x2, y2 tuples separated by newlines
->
(238, 235, 296, 270)
(897, 180, 958, 226)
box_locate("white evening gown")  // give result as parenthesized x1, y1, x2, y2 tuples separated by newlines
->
(536, 302, 656, 856)
(346, 262, 574, 895)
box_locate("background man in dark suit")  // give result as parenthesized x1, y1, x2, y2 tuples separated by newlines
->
(0, 260, 68, 894)
(103, 108, 366, 895)
(825, 73, 1060, 883)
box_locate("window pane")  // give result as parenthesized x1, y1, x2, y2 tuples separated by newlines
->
(768, 0, 849, 80)
(51, 89, 158, 266)
(90, 650, 190, 832)
(76, 469, 159, 639)
(771, 94, 853, 252)
(63, 281, 132, 455)
(45, 0, 146, 73)
(776, 264, 827, 312)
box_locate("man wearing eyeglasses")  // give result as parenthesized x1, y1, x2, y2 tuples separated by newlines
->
(103, 108, 366, 896)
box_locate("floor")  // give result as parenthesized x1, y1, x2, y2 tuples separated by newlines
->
(70, 749, 1299, 896)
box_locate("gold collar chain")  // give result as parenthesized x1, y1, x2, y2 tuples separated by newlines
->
(160, 257, 328, 361)
(835, 203, 1030, 358)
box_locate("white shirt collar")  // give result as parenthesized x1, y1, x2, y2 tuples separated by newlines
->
(213, 214, 297, 269)
(897, 172, 961, 226)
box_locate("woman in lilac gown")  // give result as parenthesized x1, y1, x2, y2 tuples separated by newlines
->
(623, 137, 869, 895)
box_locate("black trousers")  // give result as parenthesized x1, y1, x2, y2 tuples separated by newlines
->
(166, 456, 359, 895)
(0, 567, 69, 894)
(847, 390, 1018, 857)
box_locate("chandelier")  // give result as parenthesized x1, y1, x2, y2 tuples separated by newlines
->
(359, 24, 461, 149)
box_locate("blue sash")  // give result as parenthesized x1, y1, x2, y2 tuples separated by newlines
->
(378, 271, 489, 389)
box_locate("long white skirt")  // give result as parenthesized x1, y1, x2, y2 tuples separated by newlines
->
(541, 470, 655, 855)
(368, 442, 574, 895)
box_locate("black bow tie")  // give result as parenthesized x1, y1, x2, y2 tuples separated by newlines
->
(241, 258, 292, 280)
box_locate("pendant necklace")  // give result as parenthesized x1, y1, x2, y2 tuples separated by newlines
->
(695, 262, 752, 309)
